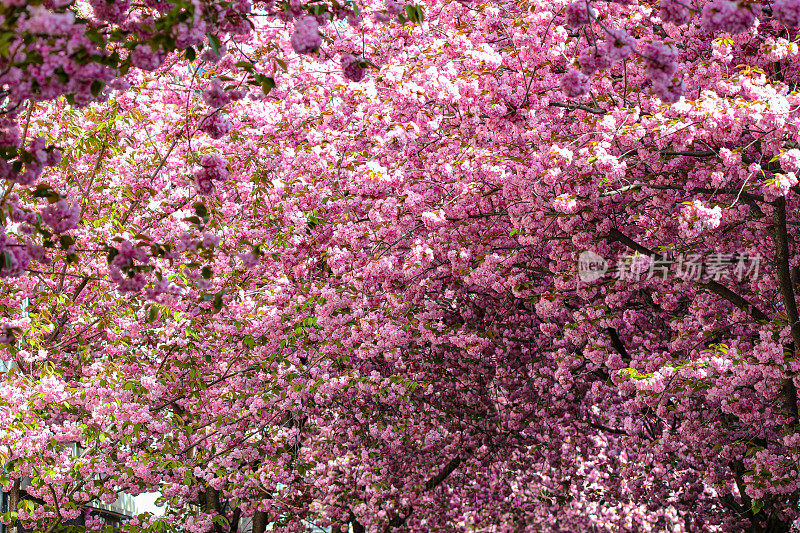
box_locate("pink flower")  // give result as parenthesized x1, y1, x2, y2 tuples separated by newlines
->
(193, 155, 228, 195)
(40, 199, 80, 233)
(202, 79, 232, 108)
(130, 44, 166, 71)
(780, 148, 800, 173)
(89, 0, 130, 23)
(200, 42, 227, 63)
(762, 172, 798, 201)
(577, 47, 612, 75)
(604, 29, 634, 61)
(701, 0, 758, 33)
(386, 0, 404, 15)
(553, 194, 578, 213)
(642, 42, 679, 85)
(560, 68, 590, 97)
(773, 0, 800, 26)
(0, 245, 31, 278)
(199, 113, 232, 139)
(421, 209, 447, 228)
(659, 0, 693, 25)
(565, 1, 595, 28)
(652, 75, 684, 103)
(290, 16, 321, 54)
(678, 200, 722, 238)
(239, 250, 260, 269)
(341, 54, 366, 82)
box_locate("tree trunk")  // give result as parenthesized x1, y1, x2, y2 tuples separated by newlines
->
(351, 515, 366, 533)
(252, 511, 268, 533)
(8, 477, 20, 533)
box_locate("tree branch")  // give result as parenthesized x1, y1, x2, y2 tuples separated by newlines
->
(772, 197, 800, 421)
(384, 451, 469, 531)
(659, 149, 717, 157)
(607, 228, 769, 323)
(549, 102, 608, 115)
(607, 327, 630, 362)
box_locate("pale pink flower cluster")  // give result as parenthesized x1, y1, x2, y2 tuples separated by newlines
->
(421, 209, 447, 229)
(88, 0, 130, 23)
(678, 200, 722, 238)
(779, 148, 800, 173)
(130, 44, 166, 71)
(561, 68, 590, 97)
(239, 250, 260, 269)
(553, 194, 578, 214)
(18, 5, 75, 33)
(109, 240, 149, 293)
(653, 77, 685, 103)
(201, 79, 245, 108)
(762, 172, 798, 201)
(193, 154, 229, 196)
(604, 29, 634, 62)
(0, 136, 61, 186)
(0, 226, 33, 278)
(642, 42, 679, 85)
(659, 0, 692, 24)
(577, 48, 612, 75)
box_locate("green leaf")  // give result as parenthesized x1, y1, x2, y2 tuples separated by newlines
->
(194, 202, 208, 219)
(59, 235, 75, 248)
(185, 46, 196, 61)
(261, 76, 276, 96)
(85, 28, 104, 45)
(752, 498, 763, 514)
(207, 33, 222, 56)
(201, 266, 213, 279)
(90, 79, 104, 97)
(213, 291, 223, 313)
(32, 183, 61, 203)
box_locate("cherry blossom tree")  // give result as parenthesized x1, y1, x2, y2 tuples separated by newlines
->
(2, 0, 800, 531)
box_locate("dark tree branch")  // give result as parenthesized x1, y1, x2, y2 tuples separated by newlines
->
(772, 198, 800, 422)
(351, 513, 366, 533)
(549, 102, 608, 115)
(587, 421, 629, 436)
(425, 455, 463, 491)
(384, 452, 470, 531)
(607, 327, 630, 362)
(660, 149, 717, 157)
(773, 198, 800, 347)
(607, 228, 769, 323)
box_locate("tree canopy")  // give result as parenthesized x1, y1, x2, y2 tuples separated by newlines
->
(2, 0, 800, 531)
